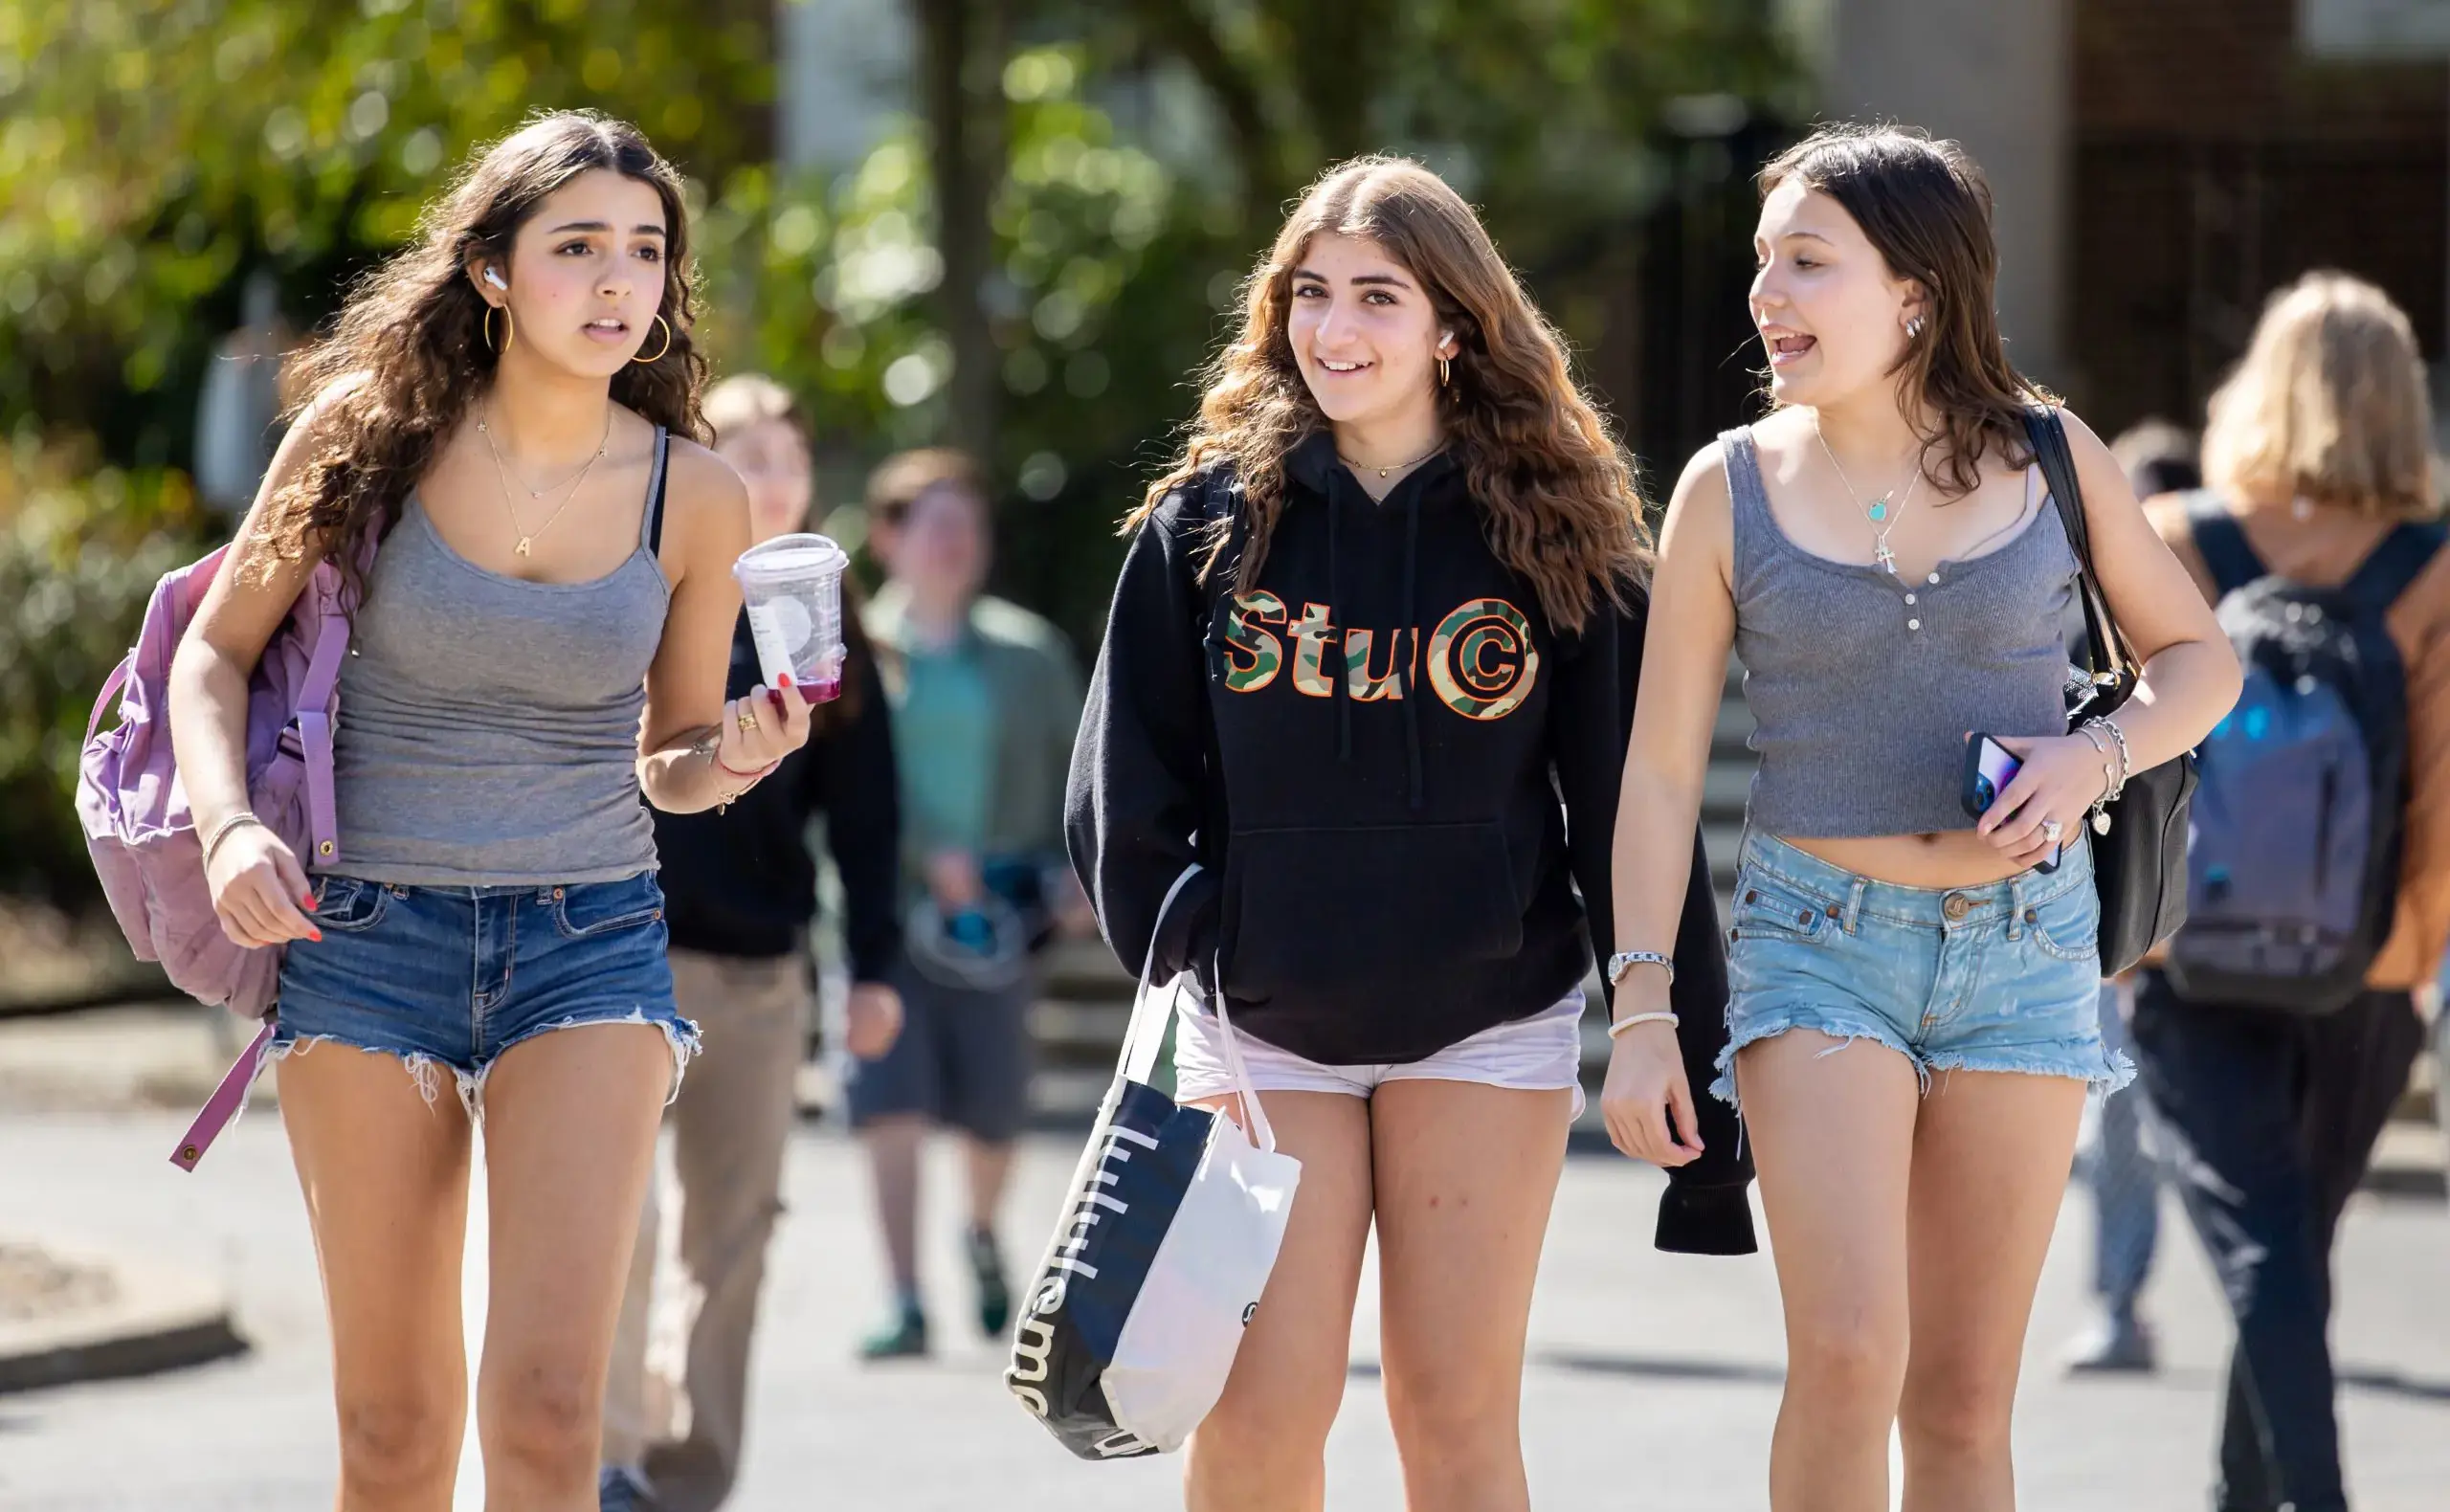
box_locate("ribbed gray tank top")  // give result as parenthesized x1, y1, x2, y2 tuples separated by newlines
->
(321, 428, 673, 884)
(1722, 426, 2078, 837)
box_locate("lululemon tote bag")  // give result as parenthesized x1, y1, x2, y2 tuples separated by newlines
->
(1006, 865, 1302, 1458)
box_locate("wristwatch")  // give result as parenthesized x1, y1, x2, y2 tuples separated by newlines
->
(1605, 950, 1675, 987)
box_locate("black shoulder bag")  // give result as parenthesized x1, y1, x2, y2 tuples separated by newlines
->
(2024, 408, 2199, 975)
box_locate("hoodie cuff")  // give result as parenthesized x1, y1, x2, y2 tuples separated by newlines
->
(1654, 1182, 1758, 1256)
(1149, 868, 1221, 984)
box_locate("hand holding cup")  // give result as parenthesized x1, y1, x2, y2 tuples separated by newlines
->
(719, 675, 813, 776)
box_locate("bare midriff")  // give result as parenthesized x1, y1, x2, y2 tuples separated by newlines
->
(1777, 829, 2034, 891)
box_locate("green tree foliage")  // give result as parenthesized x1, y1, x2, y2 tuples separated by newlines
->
(0, 0, 775, 456)
(0, 0, 1793, 905)
(0, 436, 209, 903)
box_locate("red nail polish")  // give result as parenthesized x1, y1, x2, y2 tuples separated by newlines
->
(779, 672, 794, 689)
(768, 688, 785, 710)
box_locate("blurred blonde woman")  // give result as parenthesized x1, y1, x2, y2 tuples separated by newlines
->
(2130, 271, 2449, 1512)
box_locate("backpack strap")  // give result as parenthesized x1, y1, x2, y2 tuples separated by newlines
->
(2338, 519, 2448, 617)
(2182, 491, 2267, 600)
(642, 425, 672, 558)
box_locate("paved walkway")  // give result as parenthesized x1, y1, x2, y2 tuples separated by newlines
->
(3, 1106, 2446, 1510)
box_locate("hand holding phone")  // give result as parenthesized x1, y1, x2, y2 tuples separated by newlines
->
(1962, 732, 2061, 873)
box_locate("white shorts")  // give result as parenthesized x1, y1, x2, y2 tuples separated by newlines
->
(1170, 985, 1589, 1118)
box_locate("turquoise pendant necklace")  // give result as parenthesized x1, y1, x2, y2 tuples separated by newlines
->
(1815, 420, 1922, 575)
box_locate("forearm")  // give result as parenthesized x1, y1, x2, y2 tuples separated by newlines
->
(1608, 753, 1707, 980)
(638, 728, 764, 814)
(167, 647, 260, 839)
(2103, 637, 2241, 774)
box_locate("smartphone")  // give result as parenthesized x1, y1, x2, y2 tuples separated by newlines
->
(1961, 733, 2060, 873)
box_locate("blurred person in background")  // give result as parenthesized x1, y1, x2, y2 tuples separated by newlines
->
(168, 113, 815, 1511)
(2133, 271, 2448, 1512)
(1071, 156, 1749, 1512)
(2060, 416, 2202, 1377)
(1613, 123, 2238, 1511)
(849, 448, 1086, 1361)
(599, 375, 903, 1512)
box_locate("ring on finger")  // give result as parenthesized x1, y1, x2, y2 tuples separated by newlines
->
(736, 705, 760, 734)
(2042, 818, 2064, 844)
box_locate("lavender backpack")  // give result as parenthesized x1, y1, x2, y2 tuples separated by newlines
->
(78, 539, 363, 1169)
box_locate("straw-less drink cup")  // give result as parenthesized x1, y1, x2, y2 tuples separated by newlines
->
(732, 533, 850, 701)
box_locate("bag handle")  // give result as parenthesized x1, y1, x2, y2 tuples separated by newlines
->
(1116, 864, 1204, 1088)
(1112, 864, 1278, 1155)
(2023, 407, 2138, 700)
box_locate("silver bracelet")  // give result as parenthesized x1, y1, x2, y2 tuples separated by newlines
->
(200, 811, 265, 868)
(2081, 717, 2132, 802)
(1607, 1010, 1681, 1039)
(1605, 949, 1676, 987)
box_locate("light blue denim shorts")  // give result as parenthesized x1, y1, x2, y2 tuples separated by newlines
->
(1714, 831, 2133, 1108)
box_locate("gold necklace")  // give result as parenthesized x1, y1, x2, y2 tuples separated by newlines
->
(479, 404, 612, 558)
(1337, 444, 1443, 482)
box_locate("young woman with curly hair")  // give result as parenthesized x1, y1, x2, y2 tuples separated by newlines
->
(1604, 123, 2238, 1510)
(167, 112, 814, 1510)
(1067, 156, 1752, 1512)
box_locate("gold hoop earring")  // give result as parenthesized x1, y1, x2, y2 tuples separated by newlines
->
(634, 313, 673, 366)
(1438, 353, 1452, 387)
(483, 305, 514, 353)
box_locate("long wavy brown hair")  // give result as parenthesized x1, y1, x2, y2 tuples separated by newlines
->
(255, 110, 708, 607)
(1759, 123, 2051, 499)
(1131, 157, 1647, 634)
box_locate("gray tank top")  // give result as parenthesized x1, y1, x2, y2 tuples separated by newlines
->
(322, 428, 673, 884)
(1723, 426, 2079, 837)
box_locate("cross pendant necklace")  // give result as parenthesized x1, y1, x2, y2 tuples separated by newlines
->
(1815, 419, 1921, 576)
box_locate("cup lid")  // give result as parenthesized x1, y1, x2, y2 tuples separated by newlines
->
(734, 532, 848, 580)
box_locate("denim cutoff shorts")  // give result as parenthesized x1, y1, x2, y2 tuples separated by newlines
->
(273, 871, 699, 1112)
(1713, 831, 2133, 1108)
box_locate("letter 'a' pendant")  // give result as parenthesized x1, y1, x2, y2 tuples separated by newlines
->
(515, 537, 533, 558)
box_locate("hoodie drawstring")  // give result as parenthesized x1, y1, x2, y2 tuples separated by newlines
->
(1400, 490, 1424, 811)
(1328, 486, 1351, 761)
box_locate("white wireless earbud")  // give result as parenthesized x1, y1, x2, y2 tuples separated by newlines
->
(483, 267, 508, 291)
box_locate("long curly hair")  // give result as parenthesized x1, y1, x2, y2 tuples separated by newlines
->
(1131, 157, 1647, 634)
(1758, 123, 2050, 499)
(255, 110, 708, 608)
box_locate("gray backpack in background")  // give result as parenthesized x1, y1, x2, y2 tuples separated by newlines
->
(2166, 493, 2443, 1014)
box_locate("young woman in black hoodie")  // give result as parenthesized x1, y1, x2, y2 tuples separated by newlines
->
(1067, 157, 1750, 1511)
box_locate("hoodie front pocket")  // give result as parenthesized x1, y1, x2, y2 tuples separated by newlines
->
(1219, 821, 1523, 994)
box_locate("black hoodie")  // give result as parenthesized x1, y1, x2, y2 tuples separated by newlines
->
(1065, 434, 1754, 1255)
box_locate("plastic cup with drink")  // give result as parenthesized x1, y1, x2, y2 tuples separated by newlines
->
(732, 533, 850, 701)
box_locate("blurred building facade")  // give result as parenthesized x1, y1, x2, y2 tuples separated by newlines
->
(1809, 0, 2449, 437)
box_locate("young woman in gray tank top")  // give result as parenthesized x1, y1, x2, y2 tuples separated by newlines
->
(1599, 125, 2240, 1509)
(167, 115, 814, 1510)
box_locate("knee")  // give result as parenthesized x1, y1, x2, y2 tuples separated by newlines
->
(484, 1359, 604, 1486)
(1784, 1312, 1907, 1414)
(1383, 1360, 1516, 1462)
(1190, 1372, 1343, 1489)
(1899, 1365, 2015, 1461)
(336, 1387, 461, 1498)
